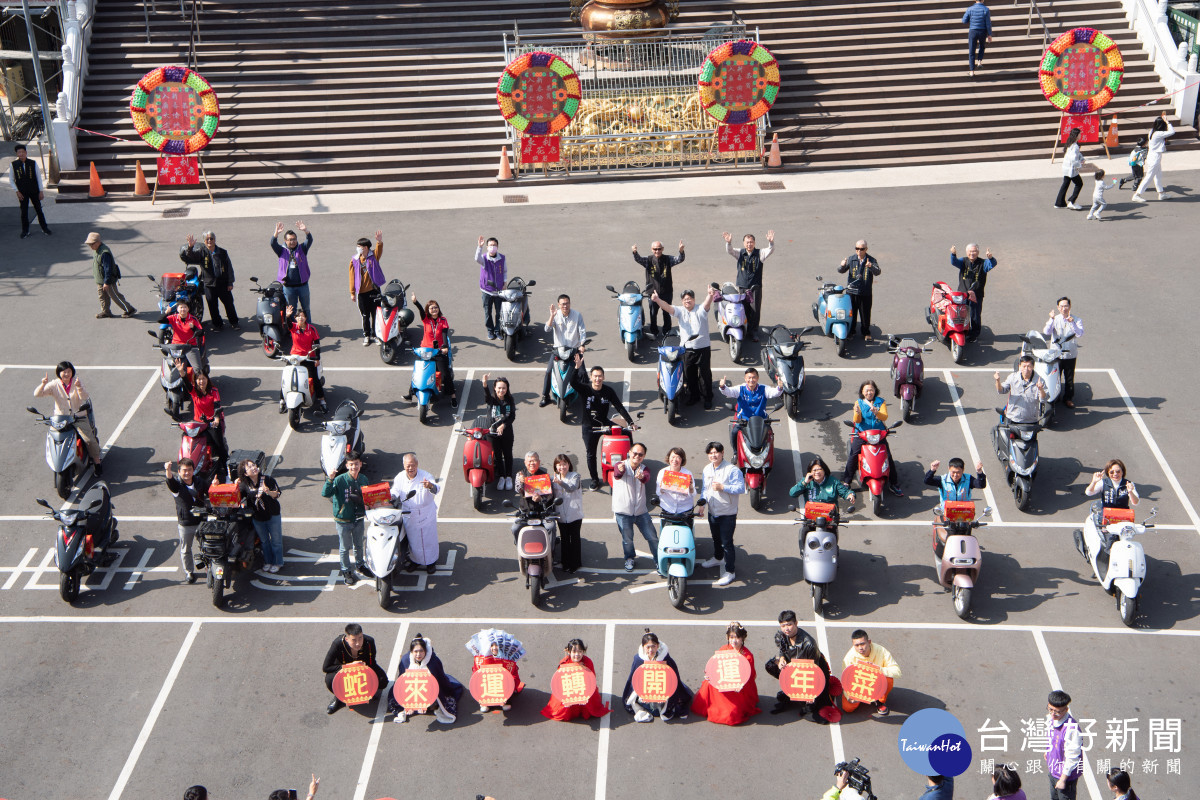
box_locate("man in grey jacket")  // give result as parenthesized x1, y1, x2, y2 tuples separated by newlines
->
(611, 442, 658, 572)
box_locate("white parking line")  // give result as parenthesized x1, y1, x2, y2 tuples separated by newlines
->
(621, 369, 631, 407)
(435, 369, 474, 511)
(100, 370, 159, 459)
(1032, 629, 1103, 800)
(352, 621, 410, 800)
(594, 621, 616, 800)
(942, 370, 1002, 523)
(2, 548, 35, 590)
(0, 364, 1124, 373)
(812, 614, 846, 764)
(106, 620, 202, 800)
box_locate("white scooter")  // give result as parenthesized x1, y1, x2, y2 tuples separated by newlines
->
(713, 281, 749, 363)
(1017, 326, 1076, 427)
(1073, 505, 1155, 627)
(364, 490, 415, 609)
(279, 350, 324, 431)
(319, 400, 364, 476)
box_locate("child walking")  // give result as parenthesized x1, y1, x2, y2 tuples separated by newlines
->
(1118, 137, 1147, 190)
(1086, 169, 1117, 221)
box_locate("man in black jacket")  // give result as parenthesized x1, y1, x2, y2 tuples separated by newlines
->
(723, 230, 774, 341)
(8, 143, 51, 238)
(837, 240, 882, 342)
(571, 358, 636, 490)
(322, 623, 392, 714)
(165, 458, 211, 583)
(632, 239, 685, 336)
(180, 231, 239, 330)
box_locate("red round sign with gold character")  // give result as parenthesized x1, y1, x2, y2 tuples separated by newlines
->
(779, 660, 827, 702)
(840, 662, 887, 703)
(392, 667, 438, 711)
(704, 649, 751, 692)
(551, 663, 597, 706)
(333, 662, 379, 706)
(632, 662, 679, 704)
(469, 663, 517, 707)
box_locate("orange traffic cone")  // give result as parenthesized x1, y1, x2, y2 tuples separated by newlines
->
(1105, 116, 1119, 149)
(497, 146, 514, 181)
(88, 161, 106, 198)
(765, 133, 782, 168)
(133, 161, 150, 195)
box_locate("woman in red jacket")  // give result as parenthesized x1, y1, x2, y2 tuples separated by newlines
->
(541, 638, 610, 721)
(189, 371, 229, 478)
(158, 297, 206, 375)
(283, 305, 327, 414)
(408, 293, 457, 408)
(691, 621, 761, 725)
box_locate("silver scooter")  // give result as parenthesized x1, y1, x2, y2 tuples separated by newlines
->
(319, 400, 364, 476)
(28, 404, 94, 500)
(792, 498, 852, 614)
(498, 276, 535, 361)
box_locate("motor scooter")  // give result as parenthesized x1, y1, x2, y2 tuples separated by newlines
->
(410, 337, 453, 425)
(732, 415, 775, 512)
(991, 408, 1039, 512)
(1017, 327, 1075, 427)
(148, 326, 208, 379)
(196, 455, 263, 608)
(713, 281, 749, 363)
(35, 481, 119, 602)
(147, 267, 204, 344)
(1073, 505, 1156, 627)
(498, 276, 535, 361)
(927, 281, 973, 364)
(792, 499, 852, 614)
(248, 276, 290, 359)
(320, 400, 364, 477)
(603, 281, 644, 363)
(887, 336, 935, 422)
(458, 415, 498, 511)
(656, 332, 691, 427)
(374, 278, 414, 365)
(653, 503, 696, 609)
(843, 419, 901, 516)
(280, 350, 323, 431)
(503, 496, 561, 607)
(932, 500, 992, 620)
(812, 276, 852, 358)
(28, 404, 94, 500)
(596, 412, 644, 487)
(153, 341, 199, 419)
(763, 325, 810, 419)
(174, 416, 217, 480)
(365, 490, 415, 609)
(548, 339, 589, 424)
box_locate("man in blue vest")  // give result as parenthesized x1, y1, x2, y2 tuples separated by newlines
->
(271, 220, 314, 321)
(924, 457, 987, 558)
(718, 367, 782, 449)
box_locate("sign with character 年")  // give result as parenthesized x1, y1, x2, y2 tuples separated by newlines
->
(779, 660, 827, 702)
(332, 662, 380, 706)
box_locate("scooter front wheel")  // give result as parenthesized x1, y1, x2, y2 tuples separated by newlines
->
(787, 392, 801, 420)
(211, 566, 225, 608)
(950, 340, 964, 364)
(472, 484, 484, 511)
(59, 568, 81, 603)
(953, 585, 972, 619)
(559, 399, 569, 424)
(418, 403, 430, 425)
(1013, 481, 1030, 512)
(728, 336, 741, 363)
(1117, 588, 1138, 627)
(626, 339, 636, 363)
(288, 406, 301, 431)
(748, 485, 763, 512)
(812, 582, 826, 614)
(262, 337, 281, 359)
(377, 575, 392, 609)
(668, 575, 686, 609)
(54, 465, 74, 501)
(379, 342, 397, 365)
(530, 574, 542, 607)
(835, 337, 847, 358)
(871, 492, 883, 517)
(900, 397, 913, 423)
(505, 333, 517, 361)
(666, 397, 678, 427)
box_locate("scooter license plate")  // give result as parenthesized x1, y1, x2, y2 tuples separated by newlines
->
(213, 564, 225, 578)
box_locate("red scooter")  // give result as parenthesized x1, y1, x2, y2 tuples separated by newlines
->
(175, 416, 215, 480)
(733, 416, 775, 511)
(843, 420, 901, 517)
(926, 281, 973, 364)
(597, 412, 644, 487)
(458, 415, 497, 511)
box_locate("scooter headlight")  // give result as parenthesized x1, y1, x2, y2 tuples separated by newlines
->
(950, 557, 976, 566)
(749, 455, 765, 468)
(835, 309, 847, 320)
(262, 313, 274, 324)
(663, 547, 689, 555)
(49, 416, 71, 431)
(865, 432, 881, 445)
(326, 421, 349, 435)
(1019, 429, 1035, 441)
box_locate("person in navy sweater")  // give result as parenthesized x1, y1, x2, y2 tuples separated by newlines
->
(962, 0, 993, 77)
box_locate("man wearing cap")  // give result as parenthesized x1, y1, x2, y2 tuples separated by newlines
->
(86, 232, 136, 319)
(8, 143, 51, 238)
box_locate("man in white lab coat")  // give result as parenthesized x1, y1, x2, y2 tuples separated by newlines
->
(390, 453, 441, 573)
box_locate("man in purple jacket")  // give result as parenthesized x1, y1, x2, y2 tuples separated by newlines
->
(476, 235, 506, 340)
(272, 220, 314, 321)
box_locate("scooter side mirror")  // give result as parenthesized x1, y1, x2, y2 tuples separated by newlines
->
(635, 411, 645, 419)
(526, 280, 536, 287)
(35, 498, 52, 509)
(842, 420, 854, 428)
(649, 496, 660, 509)
(553, 497, 563, 507)
(250, 276, 260, 283)
(146, 329, 159, 338)
(405, 490, 417, 500)
(501, 500, 514, 508)
(889, 421, 903, 430)
(814, 276, 823, 282)
(797, 326, 812, 337)
(604, 285, 616, 293)
(981, 506, 993, 517)
(146, 274, 155, 281)
(27, 407, 40, 414)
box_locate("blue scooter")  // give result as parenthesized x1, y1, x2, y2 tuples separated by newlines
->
(605, 281, 645, 363)
(653, 502, 697, 609)
(147, 266, 204, 344)
(656, 332, 696, 427)
(549, 339, 589, 424)
(410, 334, 453, 425)
(812, 275, 853, 358)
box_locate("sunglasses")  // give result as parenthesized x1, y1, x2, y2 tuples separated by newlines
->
(855, 247, 866, 251)
(651, 247, 663, 251)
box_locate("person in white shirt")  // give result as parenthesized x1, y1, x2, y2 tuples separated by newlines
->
(1132, 111, 1174, 202)
(1044, 296, 1084, 408)
(698, 441, 746, 586)
(540, 293, 587, 406)
(1085, 169, 1118, 220)
(649, 286, 717, 408)
(389, 453, 440, 573)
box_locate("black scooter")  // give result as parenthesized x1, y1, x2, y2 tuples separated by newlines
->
(763, 324, 810, 419)
(248, 276, 290, 359)
(36, 481, 119, 603)
(991, 408, 1040, 512)
(195, 449, 264, 608)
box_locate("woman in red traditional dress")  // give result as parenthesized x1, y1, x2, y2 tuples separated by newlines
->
(691, 621, 761, 725)
(468, 636, 525, 713)
(541, 639, 611, 721)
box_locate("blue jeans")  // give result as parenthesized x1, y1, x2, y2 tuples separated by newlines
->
(967, 30, 987, 70)
(708, 512, 738, 573)
(282, 283, 312, 322)
(615, 511, 659, 561)
(335, 519, 364, 572)
(253, 515, 284, 567)
(482, 292, 502, 335)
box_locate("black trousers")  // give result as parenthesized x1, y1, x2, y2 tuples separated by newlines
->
(742, 285, 761, 335)
(357, 289, 381, 338)
(494, 431, 514, 479)
(559, 518, 583, 571)
(1061, 357, 1077, 402)
(683, 347, 713, 403)
(18, 192, 48, 233)
(204, 283, 239, 327)
(582, 428, 603, 481)
(849, 292, 873, 337)
(648, 288, 672, 334)
(1055, 175, 1083, 207)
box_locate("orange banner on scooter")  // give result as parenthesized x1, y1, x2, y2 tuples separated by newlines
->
(393, 667, 437, 711)
(780, 660, 826, 701)
(659, 470, 692, 494)
(333, 662, 379, 705)
(705, 649, 751, 692)
(522, 473, 552, 496)
(361, 482, 392, 510)
(551, 663, 597, 706)
(840, 662, 886, 703)
(469, 664, 516, 707)
(633, 662, 678, 703)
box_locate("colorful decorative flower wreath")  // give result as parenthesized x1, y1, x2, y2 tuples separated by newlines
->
(698, 40, 780, 125)
(496, 52, 581, 135)
(130, 66, 220, 155)
(1038, 28, 1123, 113)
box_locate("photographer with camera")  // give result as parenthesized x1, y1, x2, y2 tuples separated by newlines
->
(822, 759, 876, 800)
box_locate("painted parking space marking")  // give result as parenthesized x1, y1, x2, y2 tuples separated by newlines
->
(943, 369, 1002, 523)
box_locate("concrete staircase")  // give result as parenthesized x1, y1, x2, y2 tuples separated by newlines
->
(58, 0, 1195, 197)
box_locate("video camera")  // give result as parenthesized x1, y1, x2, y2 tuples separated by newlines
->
(834, 758, 877, 800)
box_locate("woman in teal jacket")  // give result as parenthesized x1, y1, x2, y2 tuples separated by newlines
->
(789, 458, 856, 517)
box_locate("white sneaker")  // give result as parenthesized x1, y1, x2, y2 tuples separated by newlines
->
(715, 571, 735, 586)
(395, 709, 409, 723)
(505, 477, 513, 490)
(434, 707, 454, 724)
(634, 710, 652, 723)
(1131, 194, 1147, 203)
(362, 336, 371, 346)
(1093, 215, 1103, 221)
(1067, 202, 1083, 210)
(700, 557, 723, 569)
(1085, 213, 1093, 220)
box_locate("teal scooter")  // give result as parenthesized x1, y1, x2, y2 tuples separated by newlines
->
(653, 499, 697, 609)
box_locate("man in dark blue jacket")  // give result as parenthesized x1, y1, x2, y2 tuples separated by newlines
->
(962, 0, 993, 77)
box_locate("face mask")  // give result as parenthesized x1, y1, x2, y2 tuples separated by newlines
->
(357, 248, 368, 260)
(487, 246, 498, 257)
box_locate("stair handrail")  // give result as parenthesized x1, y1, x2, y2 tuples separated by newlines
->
(1019, 0, 1051, 51)
(1127, 0, 1199, 122)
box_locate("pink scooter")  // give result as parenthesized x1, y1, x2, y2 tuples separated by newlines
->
(932, 500, 991, 619)
(886, 335, 935, 422)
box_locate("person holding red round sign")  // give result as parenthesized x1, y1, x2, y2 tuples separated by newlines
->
(840, 629, 901, 716)
(541, 639, 610, 721)
(691, 621, 760, 725)
(765, 610, 838, 723)
(621, 629, 693, 723)
(322, 623, 392, 715)
(466, 628, 526, 713)
(393, 633, 463, 724)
